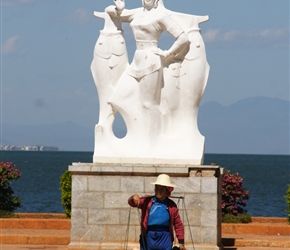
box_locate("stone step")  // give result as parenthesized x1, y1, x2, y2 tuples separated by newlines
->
(0, 245, 68, 250)
(224, 248, 289, 250)
(0, 215, 289, 248)
(0, 218, 70, 230)
(6, 220, 286, 235)
(1, 229, 289, 248)
(0, 229, 70, 245)
(2, 246, 289, 250)
(222, 222, 289, 235)
(251, 217, 288, 224)
(16, 213, 67, 219)
(222, 234, 290, 248)
(2, 216, 288, 234)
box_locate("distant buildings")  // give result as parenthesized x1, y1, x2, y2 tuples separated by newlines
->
(0, 145, 59, 151)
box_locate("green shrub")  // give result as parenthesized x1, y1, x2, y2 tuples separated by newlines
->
(60, 170, 72, 218)
(0, 209, 18, 218)
(222, 213, 252, 223)
(0, 161, 21, 215)
(286, 183, 290, 224)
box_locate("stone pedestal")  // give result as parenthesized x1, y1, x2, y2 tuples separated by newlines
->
(68, 163, 223, 250)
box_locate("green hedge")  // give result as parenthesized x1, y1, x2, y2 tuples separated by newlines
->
(222, 213, 252, 223)
(286, 184, 290, 224)
(60, 170, 72, 218)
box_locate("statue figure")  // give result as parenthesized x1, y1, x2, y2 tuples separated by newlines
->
(91, 0, 128, 142)
(91, 0, 210, 165)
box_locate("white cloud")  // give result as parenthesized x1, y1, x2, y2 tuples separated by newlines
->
(68, 8, 91, 24)
(223, 30, 240, 41)
(258, 28, 288, 39)
(1, 36, 21, 55)
(203, 29, 220, 42)
(203, 27, 289, 49)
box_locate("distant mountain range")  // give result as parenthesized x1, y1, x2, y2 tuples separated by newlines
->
(199, 96, 289, 155)
(1, 96, 289, 155)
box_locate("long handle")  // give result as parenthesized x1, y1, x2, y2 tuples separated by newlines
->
(137, 207, 147, 250)
(124, 206, 131, 250)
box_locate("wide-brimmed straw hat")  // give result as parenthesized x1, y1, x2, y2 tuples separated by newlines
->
(151, 174, 177, 188)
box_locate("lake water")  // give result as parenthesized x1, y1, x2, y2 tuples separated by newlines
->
(0, 151, 289, 217)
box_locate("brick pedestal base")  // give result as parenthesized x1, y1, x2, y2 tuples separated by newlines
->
(68, 163, 223, 250)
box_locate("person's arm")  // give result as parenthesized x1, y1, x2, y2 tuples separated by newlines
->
(105, 5, 120, 17)
(128, 194, 140, 207)
(119, 8, 141, 22)
(172, 206, 185, 247)
(93, 11, 107, 19)
(165, 32, 189, 58)
(154, 14, 189, 59)
(102, 0, 124, 16)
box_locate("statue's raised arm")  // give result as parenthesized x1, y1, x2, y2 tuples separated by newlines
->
(93, 0, 125, 31)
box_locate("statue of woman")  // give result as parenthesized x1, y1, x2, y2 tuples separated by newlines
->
(107, 0, 189, 145)
(92, 0, 209, 164)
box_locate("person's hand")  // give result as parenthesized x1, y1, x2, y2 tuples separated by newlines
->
(179, 244, 185, 250)
(114, 0, 125, 14)
(105, 6, 117, 16)
(152, 48, 172, 60)
(131, 194, 140, 206)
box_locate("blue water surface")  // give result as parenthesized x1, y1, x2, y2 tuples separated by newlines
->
(0, 151, 289, 217)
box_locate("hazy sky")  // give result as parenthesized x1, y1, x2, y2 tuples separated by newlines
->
(1, 0, 289, 130)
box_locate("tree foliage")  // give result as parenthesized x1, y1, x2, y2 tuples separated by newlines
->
(60, 170, 72, 218)
(222, 169, 250, 215)
(285, 183, 290, 224)
(0, 161, 21, 214)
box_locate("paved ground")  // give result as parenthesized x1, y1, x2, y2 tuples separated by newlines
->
(0, 246, 68, 250)
(1, 245, 289, 250)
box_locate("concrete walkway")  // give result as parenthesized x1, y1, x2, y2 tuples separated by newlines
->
(1, 245, 68, 250)
(1, 244, 289, 250)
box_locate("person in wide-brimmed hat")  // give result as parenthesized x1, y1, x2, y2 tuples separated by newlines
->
(128, 174, 185, 250)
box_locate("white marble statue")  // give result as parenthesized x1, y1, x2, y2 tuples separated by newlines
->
(91, 0, 128, 138)
(91, 0, 210, 164)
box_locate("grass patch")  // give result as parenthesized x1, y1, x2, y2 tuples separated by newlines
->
(222, 213, 252, 223)
(0, 210, 18, 218)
